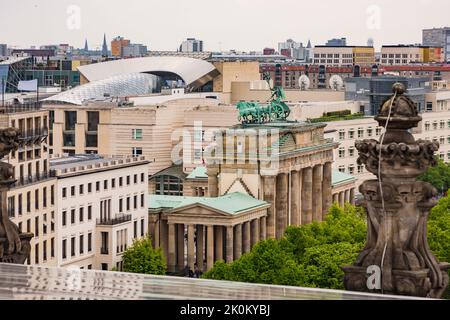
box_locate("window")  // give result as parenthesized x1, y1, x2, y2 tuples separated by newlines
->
(17, 194, 22, 216)
(101, 263, 108, 271)
(62, 239, 67, 259)
(119, 198, 123, 213)
(79, 235, 84, 254)
(63, 211, 67, 226)
(35, 189, 39, 210)
(357, 128, 364, 139)
(88, 183, 92, 193)
(134, 174, 138, 184)
(348, 129, 354, 139)
(126, 197, 130, 211)
(51, 212, 55, 232)
(79, 184, 84, 195)
(376, 127, 382, 136)
(7, 196, 15, 218)
(71, 237, 76, 257)
(51, 238, 55, 257)
(133, 195, 137, 209)
(433, 121, 438, 130)
(27, 219, 31, 233)
(126, 176, 130, 185)
(35, 244, 39, 264)
(112, 179, 116, 188)
(62, 187, 67, 198)
(88, 264, 92, 270)
(119, 177, 123, 187)
(132, 129, 143, 140)
(425, 122, 430, 131)
(367, 127, 373, 137)
(141, 194, 145, 208)
(140, 219, 144, 237)
(101, 232, 108, 254)
(348, 147, 355, 157)
(141, 173, 145, 183)
(134, 221, 137, 238)
(35, 216, 39, 237)
(440, 136, 445, 145)
(71, 186, 75, 197)
(79, 207, 84, 222)
(132, 147, 143, 157)
(71, 209, 75, 224)
(96, 181, 100, 191)
(43, 240, 47, 261)
(155, 175, 184, 196)
(338, 166, 345, 173)
(43, 214, 47, 234)
(27, 191, 31, 212)
(338, 148, 345, 158)
(88, 233, 92, 252)
(104, 180, 108, 190)
(348, 165, 355, 175)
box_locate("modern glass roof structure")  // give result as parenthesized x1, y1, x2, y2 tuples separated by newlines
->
(42, 73, 161, 105)
(0, 263, 425, 300)
(77, 56, 219, 90)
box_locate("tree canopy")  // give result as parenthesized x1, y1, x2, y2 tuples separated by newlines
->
(418, 158, 450, 194)
(122, 236, 167, 275)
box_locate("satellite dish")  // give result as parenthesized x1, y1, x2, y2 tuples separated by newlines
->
(329, 75, 344, 90)
(298, 75, 310, 90)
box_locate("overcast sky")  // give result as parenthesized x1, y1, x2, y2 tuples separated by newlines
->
(1, 0, 449, 52)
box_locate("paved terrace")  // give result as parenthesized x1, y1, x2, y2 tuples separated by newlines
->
(0, 263, 426, 300)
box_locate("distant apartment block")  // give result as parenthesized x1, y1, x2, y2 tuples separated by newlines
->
(423, 27, 450, 62)
(111, 36, 130, 57)
(313, 46, 375, 66)
(381, 45, 444, 65)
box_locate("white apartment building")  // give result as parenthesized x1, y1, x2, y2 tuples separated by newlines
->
(325, 109, 450, 191)
(50, 154, 149, 271)
(313, 46, 354, 66)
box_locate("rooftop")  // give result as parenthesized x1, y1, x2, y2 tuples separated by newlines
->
(149, 192, 269, 215)
(332, 170, 356, 186)
(0, 56, 31, 65)
(186, 166, 208, 180)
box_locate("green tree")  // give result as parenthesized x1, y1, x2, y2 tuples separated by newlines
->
(418, 158, 450, 194)
(122, 236, 167, 275)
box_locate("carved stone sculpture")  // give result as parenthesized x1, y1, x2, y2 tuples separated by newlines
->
(342, 83, 450, 298)
(0, 128, 32, 264)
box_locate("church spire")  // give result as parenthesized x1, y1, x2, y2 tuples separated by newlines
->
(102, 33, 108, 57)
(84, 39, 89, 52)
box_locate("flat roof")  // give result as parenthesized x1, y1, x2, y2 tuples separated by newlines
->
(50, 154, 147, 171)
(149, 192, 269, 215)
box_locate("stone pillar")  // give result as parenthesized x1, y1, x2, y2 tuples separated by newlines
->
(242, 221, 251, 253)
(290, 170, 301, 226)
(322, 162, 333, 217)
(251, 219, 259, 248)
(275, 173, 288, 239)
(187, 224, 195, 271)
(301, 167, 313, 224)
(262, 175, 276, 239)
(344, 189, 350, 204)
(339, 192, 345, 207)
(214, 226, 223, 261)
(168, 223, 176, 273)
(206, 225, 214, 271)
(176, 224, 185, 270)
(333, 193, 339, 204)
(312, 164, 323, 222)
(226, 226, 234, 263)
(160, 220, 169, 259)
(196, 225, 204, 271)
(260, 216, 267, 240)
(154, 219, 160, 249)
(350, 188, 355, 205)
(234, 224, 242, 260)
(207, 167, 219, 197)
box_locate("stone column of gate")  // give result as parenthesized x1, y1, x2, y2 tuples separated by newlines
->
(168, 223, 176, 273)
(349, 188, 355, 205)
(214, 226, 223, 262)
(290, 170, 301, 226)
(196, 225, 204, 271)
(207, 167, 219, 197)
(206, 225, 214, 271)
(226, 226, 234, 263)
(339, 192, 345, 207)
(332, 193, 339, 204)
(262, 175, 277, 239)
(301, 167, 313, 224)
(259, 216, 267, 240)
(322, 162, 332, 218)
(344, 189, 350, 204)
(176, 224, 185, 271)
(312, 164, 323, 222)
(275, 173, 288, 239)
(187, 224, 195, 271)
(251, 219, 260, 248)
(243, 221, 251, 253)
(234, 223, 242, 260)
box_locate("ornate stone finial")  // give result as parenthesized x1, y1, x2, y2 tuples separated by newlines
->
(343, 84, 450, 298)
(0, 128, 32, 264)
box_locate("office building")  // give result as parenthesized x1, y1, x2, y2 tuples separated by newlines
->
(179, 38, 203, 53)
(313, 46, 375, 66)
(111, 36, 130, 57)
(326, 38, 347, 46)
(122, 44, 148, 58)
(0, 44, 7, 57)
(381, 45, 444, 65)
(423, 27, 450, 62)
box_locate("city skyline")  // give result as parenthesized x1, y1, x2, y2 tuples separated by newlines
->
(1, 0, 449, 51)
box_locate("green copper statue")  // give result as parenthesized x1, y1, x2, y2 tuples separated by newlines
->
(236, 72, 290, 124)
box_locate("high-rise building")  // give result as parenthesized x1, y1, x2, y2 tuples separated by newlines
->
(179, 38, 203, 52)
(122, 44, 148, 58)
(0, 44, 7, 57)
(111, 36, 130, 57)
(326, 38, 347, 46)
(423, 27, 450, 62)
(277, 39, 307, 60)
